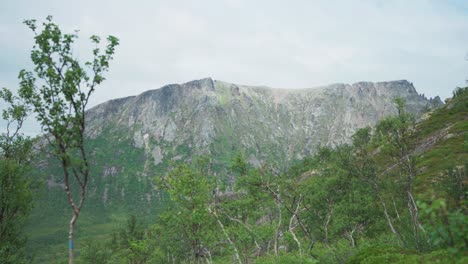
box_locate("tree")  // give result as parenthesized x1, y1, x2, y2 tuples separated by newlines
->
(418, 164, 467, 254)
(0, 88, 33, 263)
(15, 16, 119, 264)
(156, 159, 218, 264)
(375, 98, 425, 251)
(351, 127, 406, 245)
(222, 155, 276, 262)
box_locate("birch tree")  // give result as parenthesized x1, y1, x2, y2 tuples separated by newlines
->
(16, 16, 118, 264)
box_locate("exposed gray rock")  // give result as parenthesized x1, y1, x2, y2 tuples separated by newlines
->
(102, 186, 108, 204)
(151, 146, 163, 165)
(46, 179, 65, 190)
(103, 166, 119, 177)
(248, 154, 262, 168)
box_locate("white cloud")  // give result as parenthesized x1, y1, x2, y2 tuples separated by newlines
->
(1, 0, 467, 134)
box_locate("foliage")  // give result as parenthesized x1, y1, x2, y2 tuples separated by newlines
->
(0, 86, 33, 263)
(77, 239, 111, 264)
(348, 245, 467, 264)
(418, 199, 467, 254)
(417, 165, 467, 256)
(452, 86, 468, 98)
(19, 16, 118, 151)
(0, 159, 33, 264)
(78, 215, 149, 264)
(153, 158, 218, 263)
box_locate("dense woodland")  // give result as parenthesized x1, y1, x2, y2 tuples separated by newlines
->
(0, 18, 467, 264)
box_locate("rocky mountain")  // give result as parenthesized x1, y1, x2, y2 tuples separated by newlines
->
(36, 77, 443, 208)
(85, 77, 441, 170)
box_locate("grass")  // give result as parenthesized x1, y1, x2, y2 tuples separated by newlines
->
(416, 89, 468, 138)
(27, 210, 148, 263)
(412, 90, 468, 196)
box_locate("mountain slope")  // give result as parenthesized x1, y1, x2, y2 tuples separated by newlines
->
(27, 78, 442, 262)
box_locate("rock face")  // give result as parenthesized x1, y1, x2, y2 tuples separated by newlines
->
(86, 78, 441, 169)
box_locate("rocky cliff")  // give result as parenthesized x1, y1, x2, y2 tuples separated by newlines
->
(85, 77, 441, 170)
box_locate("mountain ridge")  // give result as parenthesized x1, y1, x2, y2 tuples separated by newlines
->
(85, 78, 442, 167)
(89, 78, 440, 110)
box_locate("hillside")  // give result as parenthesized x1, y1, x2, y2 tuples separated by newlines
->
(26, 78, 445, 263)
(284, 87, 467, 263)
(56, 85, 465, 264)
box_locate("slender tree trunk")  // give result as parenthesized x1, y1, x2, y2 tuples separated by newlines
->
(405, 156, 425, 251)
(289, 200, 302, 257)
(407, 189, 424, 251)
(346, 224, 362, 248)
(266, 186, 314, 253)
(204, 248, 213, 264)
(380, 194, 397, 234)
(324, 210, 332, 244)
(392, 196, 400, 220)
(374, 183, 406, 246)
(69, 214, 77, 264)
(211, 208, 242, 264)
(64, 177, 85, 264)
(63, 166, 87, 264)
(346, 226, 356, 248)
(66, 202, 83, 263)
(61, 142, 88, 264)
(223, 213, 261, 253)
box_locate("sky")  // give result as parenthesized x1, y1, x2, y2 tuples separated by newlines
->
(1, 0, 467, 134)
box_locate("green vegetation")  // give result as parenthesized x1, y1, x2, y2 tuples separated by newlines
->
(67, 93, 465, 263)
(0, 88, 34, 263)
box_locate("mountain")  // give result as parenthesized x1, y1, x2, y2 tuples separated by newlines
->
(86, 77, 441, 169)
(28, 78, 443, 262)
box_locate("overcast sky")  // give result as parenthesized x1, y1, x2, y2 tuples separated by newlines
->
(1, 0, 467, 133)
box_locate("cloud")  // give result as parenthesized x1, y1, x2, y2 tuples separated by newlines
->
(1, 0, 467, 134)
